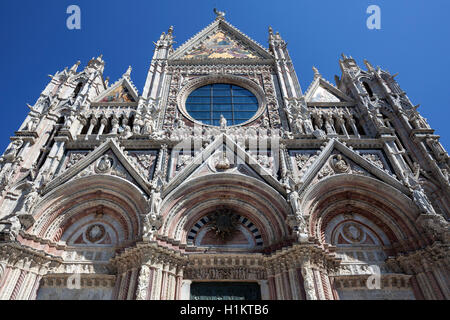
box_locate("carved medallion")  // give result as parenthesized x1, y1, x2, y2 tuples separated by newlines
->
(95, 155, 114, 173)
(330, 154, 350, 173)
(86, 224, 106, 243)
(342, 223, 364, 243)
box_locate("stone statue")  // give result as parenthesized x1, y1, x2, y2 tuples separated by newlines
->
(0, 214, 21, 241)
(426, 138, 446, 161)
(411, 184, 436, 214)
(312, 129, 326, 140)
(24, 117, 39, 131)
(295, 214, 309, 243)
(63, 114, 76, 129)
(150, 185, 162, 216)
(287, 186, 300, 215)
(220, 114, 227, 130)
(293, 117, 304, 134)
(135, 265, 150, 300)
(301, 266, 317, 300)
(23, 186, 39, 213)
(371, 109, 386, 128)
(133, 118, 143, 134)
(408, 107, 428, 129)
(1, 140, 23, 163)
(142, 118, 154, 135)
(119, 126, 133, 139)
(442, 168, 449, 183)
(303, 116, 314, 134)
(412, 162, 421, 181)
(142, 212, 163, 239)
(416, 214, 449, 243)
(262, 116, 270, 129)
(332, 154, 349, 173)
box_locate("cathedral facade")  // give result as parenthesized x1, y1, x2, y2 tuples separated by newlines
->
(0, 12, 448, 300)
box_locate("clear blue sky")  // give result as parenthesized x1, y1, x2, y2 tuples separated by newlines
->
(0, 0, 449, 152)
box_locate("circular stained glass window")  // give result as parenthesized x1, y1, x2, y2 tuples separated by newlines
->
(186, 83, 258, 126)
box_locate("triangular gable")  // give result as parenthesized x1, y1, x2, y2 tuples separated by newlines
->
(296, 139, 408, 195)
(163, 134, 285, 197)
(170, 19, 272, 61)
(92, 77, 139, 105)
(42, 139, 151, 196)
(184, 144, 268, 184)
(305, 77, 354, 106)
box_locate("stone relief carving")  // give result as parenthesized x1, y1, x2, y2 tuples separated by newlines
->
(65, 152, 88, 170)
(184, 267, 265, 281)
(0, 140, 23, 163)
(0, 214, 21, 241)
(24, 117, 40, 131)
(95, 155, 114, 174)
(330, 154, 350, 173)
(410, 184, 436, 215)
(128, 152, 157, 178)
(176, 154, 193, 172)
(361, 153, 384, 169)
(318, 165, 333, 180)
(135, 265, 150, 300)
(301, 265, 317, 300)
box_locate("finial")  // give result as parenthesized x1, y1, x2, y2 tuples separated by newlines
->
(168, 25, 173, 35)
(213, 8, 225, 20)
(363, 59, 375, 71)
(70, 60, 81, 72)
(105, 76, 110, 86)
(268, 26, 273, 35)
(124, 66, 132, 78)
(341, 53, 348, 60)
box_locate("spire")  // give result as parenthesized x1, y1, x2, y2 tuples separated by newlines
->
(70, 61, 81, 73)
(363, 59, 375, 72)
(268, 26, 274, 42)
(123, 65, 132, 78)
(87, 54, 105, 73)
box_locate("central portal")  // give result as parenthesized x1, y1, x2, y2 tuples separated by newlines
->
(190, 282, 261, 300)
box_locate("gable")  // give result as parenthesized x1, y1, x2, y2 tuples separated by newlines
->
(170, 19, 272, 61)
(92, 77, 139, 105)
(99, 84, 135, 103)
(182, 30, 260, 60)
(310, 86, 341, 103)
(164, 134, 285, 196)
(289, 139, 408, 195)
(42, 139, 152, 196)
(305, 77, 354, 105)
